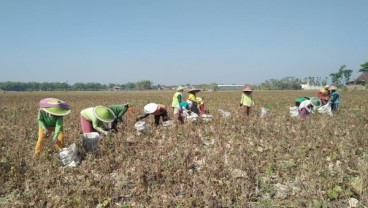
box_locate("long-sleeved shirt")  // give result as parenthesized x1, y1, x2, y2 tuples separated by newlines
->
(171, 92, 182, 108)
(240, 93, 254, 107)
(330, 91, 340, 104)
(80, 107, 105, 133)
(108, 105, 128, 122)
(38, 110, 63, 138)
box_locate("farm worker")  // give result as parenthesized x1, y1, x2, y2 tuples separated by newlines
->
(240, 86, 254, 116)
(80, 106, 116, 135)
(316, 85, 330, 105)
(329, 85, 340, 112)
(173, 100, 193, 123)
(108, 103, 133, 132)
(295, 97, 309, 107)
(196, 97, 205, 116)
(34, 98, 71, 157)
(187, 87, 201, 114)
(298, 97, 321, 118)
(171, 86, 185, 109)
(136, 103, 169, 126)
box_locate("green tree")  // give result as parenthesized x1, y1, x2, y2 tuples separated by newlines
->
(359, 61, 368, 72)
(136, 80, 152, 90)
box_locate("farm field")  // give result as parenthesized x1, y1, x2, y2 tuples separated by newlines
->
(0, 90, 367, 207)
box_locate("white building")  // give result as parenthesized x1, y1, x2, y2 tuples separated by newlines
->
(300, 82, 321, 90)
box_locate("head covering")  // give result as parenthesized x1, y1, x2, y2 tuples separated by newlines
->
(196, 97, 203, 104)
(93, 106, 115, 122)
(188, 87, 200, 93)
(242, 86, 253, 92)
(329, 85, 337, 90)
(324, 85, 330, 89)
(310, 97, 322, 108)
(176, 85, 185, 91)
(39, 98, 71, 116)
(144, 103, 158, 114)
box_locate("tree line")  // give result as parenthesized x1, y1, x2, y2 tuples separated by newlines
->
(0, 80, 154, 91)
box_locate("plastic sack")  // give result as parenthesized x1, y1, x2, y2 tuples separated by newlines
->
(260, 107, 268, 118)
(134, 121, 149, 132)
(183, 111, 198, 121)
(289, 106, 299, 117)
(163, 120, 175, 127)
(201, 114, 213, 122)
(58, 143, 79, 166)
(82, 132, 100, 153)
(318, 104, 333, 116)
(218, 109, 231, 118)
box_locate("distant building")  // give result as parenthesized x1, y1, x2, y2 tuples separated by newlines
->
(218, 84, 245, 90)
(112, 86, 121, 91)
(346, 72, 368, 90)
(300, 82, 321, 90)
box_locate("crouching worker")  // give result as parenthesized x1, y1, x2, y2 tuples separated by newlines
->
(80, 106, 116, 136)
(173, 100, 193, 123)
(136, 103, 169, 126)
(34, 98, 71, 158)
(298, 97, 321, 118)
(108, 103, 133, 132)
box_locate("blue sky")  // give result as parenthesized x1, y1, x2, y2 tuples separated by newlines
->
(1, 0, 367, 85)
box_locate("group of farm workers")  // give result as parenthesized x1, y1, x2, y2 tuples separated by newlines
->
(294, 85, 340, 118)
(34, 99, 132, 157)
(34, 85, 256, 157)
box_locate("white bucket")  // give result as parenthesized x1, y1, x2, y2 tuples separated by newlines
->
(134, 121, 149, 132)
(58, 143, 79, 166)
(82, 132, 100, 153)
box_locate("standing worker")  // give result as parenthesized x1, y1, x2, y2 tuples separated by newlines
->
(329, 85, 340, 112)
(34, 98, 71, 157)
(136, 103, 169, 126)
(80, 106, 116, 135)
(240, 86, 255, 116)
(171, 86, 185, 109)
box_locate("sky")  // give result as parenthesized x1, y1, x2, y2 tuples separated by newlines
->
(1, 0, 367, 86)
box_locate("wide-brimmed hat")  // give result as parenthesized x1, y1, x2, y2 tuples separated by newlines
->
(144, 103, 158, 114)
(93, 106, 115, 122)
(188, 87, 200, 93)
(329, 85, 337, 90)
(176, 85, 185, 91)
(39, 98, 71, 116)
(310, 97, 322, 108)
(242, 86, 253, 92)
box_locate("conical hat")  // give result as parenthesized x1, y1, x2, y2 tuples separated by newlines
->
(93, 106, 116, 122)
(329, 85, 337, 90)
(144, 103, 158, 114)
(242, 86, 252, 92)
(39, 98, 71, 116)
(188, 87, 200, 93)
(176, 85, 185, 91)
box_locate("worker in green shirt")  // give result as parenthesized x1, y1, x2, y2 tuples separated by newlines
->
(108, 103, 133, 132)
(171, 85, 185, 109)
(34, 98, 71, 157)
(80, 106, 116, 135)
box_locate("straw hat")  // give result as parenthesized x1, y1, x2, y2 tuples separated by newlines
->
(310, 97, 322, 108)
(188, 87, 200, 93)
(242, 86, 253, 92)
(93, 106, 116, 122)
(329, 85, 337, 90)
(176, 85, 185, 91)
(39, 98, 71, 116)
(144, 103, 158, 114)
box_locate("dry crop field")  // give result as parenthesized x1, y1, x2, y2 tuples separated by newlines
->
(0, 90, 367, 207)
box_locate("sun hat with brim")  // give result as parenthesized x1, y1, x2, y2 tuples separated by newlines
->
(310, 97, 322, 108)
(93, 106, 116, 122)
(144, 103, 158, 114)
(40, 98, 71, 116)
(242, 86, 253, 92)
(329, 85, 337, 90)
(188, 88, 200, 93)
(177, 85, 185, 91)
